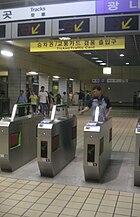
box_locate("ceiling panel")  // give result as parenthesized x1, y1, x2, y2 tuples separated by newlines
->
(0, 0, 140, 78)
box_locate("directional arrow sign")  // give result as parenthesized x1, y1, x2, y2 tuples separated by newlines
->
(59, 18, 89, 34)
(18, 22, 45, 36)
(105, 15, 138, 32)
(0, 23, 11, 39)
(32, 24, 41, 34)
(12, 20, 51, 39)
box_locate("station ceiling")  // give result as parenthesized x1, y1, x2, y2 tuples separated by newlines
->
(0, 0, 140, 75)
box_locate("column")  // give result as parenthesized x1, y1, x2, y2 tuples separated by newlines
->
(8, 68, 26, 111)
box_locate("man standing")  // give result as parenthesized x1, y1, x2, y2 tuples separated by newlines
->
(80, 86, 112, 122)
(38, 86, 49, 116)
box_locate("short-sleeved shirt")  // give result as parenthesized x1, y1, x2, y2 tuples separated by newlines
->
(30, 95, 38, 105)
(87, 95, 111, 121)
(87, 95, 111, 109)
(17, 95, 27, 103)
(39, 91, 48, 103)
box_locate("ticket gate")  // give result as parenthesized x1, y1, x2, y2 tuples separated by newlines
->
(83, 117, 112, 181)
(0, 104, 43, 172)
(37, 105, 77, 177)
(134, 120, 140, 186)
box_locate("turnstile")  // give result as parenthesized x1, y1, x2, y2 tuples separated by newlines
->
(37, 105, 77, 177)
(134, 121, 140, 186)
(0, 104, 43, 171)
(83, 117, 112, 181)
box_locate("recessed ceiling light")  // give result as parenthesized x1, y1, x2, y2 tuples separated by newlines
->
(27, 71, 38, 75)
(120, 54, 124, 57)
(91, 57, 98, 60)
(83, 52, 92, 55)
(96, 60, 103, 63)
(100, 63, 106, 65)
(53, 76, 60, 79)
(1, 50, 13, 57)
(126, 62, 129, 65)
(59, 37, 71, 40)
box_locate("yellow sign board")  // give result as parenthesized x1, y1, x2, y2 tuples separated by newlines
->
(30, 37, 125, 52)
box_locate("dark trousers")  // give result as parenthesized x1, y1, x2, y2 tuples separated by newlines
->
(18, 107, 25, 117)
(32, 105, 37, 113)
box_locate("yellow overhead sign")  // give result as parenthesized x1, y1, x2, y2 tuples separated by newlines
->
(30, 37, 125, 52)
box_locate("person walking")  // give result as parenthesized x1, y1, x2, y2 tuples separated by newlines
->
(29, 90, 38, 113)
(17, 90, 27, 116)
(38, 86, 49, 116)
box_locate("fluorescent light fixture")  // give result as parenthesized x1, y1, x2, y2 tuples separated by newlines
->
(91, 57, 98, 60)
(69, 78, 74, 81)
(83, 52, 92, 55)
(100, 62, 106, 66)
(120, 54, 124, 57)
(103, 67, 111, 75)
(27, 71, 38, 75)
(96, 60, 103, 63)
(126, 62, 129, 65)
(1, 49, 13, 57)
(53, 76, 60, 79)
(59, 37, 71, 40)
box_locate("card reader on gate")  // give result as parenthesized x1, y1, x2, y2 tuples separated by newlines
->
(84, 106, 101, 132)
(41, 105, 56, 124)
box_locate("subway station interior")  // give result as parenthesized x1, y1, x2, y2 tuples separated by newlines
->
(0, 0, 140, 216)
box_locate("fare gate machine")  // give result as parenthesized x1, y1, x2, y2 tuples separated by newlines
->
(37, 105, 77, 177)
(0, 104, 43, 171)
(83, 106, 112, 181)
(134, 120, 140, 186)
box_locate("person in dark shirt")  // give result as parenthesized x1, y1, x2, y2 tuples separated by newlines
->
(80, 86, 112, 122)
(77, 89, 85, 111)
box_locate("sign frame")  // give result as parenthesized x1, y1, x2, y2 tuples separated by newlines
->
(98, 13, 140, 34)
(0, 23, 11, 40)
(12, 20, 51, 39)
(52, 16, 97, 36)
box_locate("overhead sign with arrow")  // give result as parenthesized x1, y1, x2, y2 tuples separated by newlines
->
(12, 20, 51, 39)
(52, 17, 96, 36)
(59, 19, 89, 34)
(98, 14, 139, 33)
(105, 15, 138, 31)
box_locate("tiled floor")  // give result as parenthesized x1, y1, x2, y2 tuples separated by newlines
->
(0, 176, 140, 216)
(0, 107, 140, 216)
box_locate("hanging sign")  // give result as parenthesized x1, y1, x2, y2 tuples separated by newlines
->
(30, 37, 125, 52)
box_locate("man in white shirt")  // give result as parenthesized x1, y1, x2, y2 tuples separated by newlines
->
(38, 86, 49, 116)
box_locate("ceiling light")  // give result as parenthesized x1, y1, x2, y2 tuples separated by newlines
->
(59, 37, 71, 40)
(100, 63, 106, 66)
(120, 54, 124, 57)
(53, 76, 60, 79)
(27, 71, 38, 75)
(96, 60, 103, 63)
(91, 57, 98, 60)
(103, 67, 111, 75)
(69, 78, 74, 81)
(83, 52, 92, 55)
(126, 62, 130, 65)
(1, 50, 13, 57)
